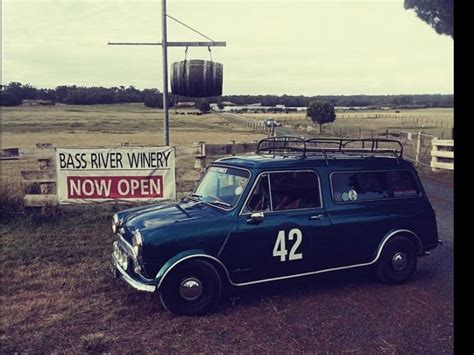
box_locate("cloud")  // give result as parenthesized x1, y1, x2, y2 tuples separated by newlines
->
(2, 0, 453, 94)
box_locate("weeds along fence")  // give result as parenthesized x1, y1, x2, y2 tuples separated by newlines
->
(0, 141, 258, 209)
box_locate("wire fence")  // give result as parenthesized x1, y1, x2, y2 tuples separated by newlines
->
(398, 131, 435, 167)
(294, 126, 444, 169)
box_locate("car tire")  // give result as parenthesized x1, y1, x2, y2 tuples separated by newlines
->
(376, 236, 417, 284)
(159, 259, 222, 316)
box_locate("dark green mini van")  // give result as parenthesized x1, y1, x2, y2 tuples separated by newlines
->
(111, 137, 441, 315)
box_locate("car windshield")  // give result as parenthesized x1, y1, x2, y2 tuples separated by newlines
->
(192, 166, 250, 209)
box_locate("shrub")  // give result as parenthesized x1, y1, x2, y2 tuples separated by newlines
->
(195, 98, 211, 113)
(0, 91, 23, 106)
(0, 180, 24, 221)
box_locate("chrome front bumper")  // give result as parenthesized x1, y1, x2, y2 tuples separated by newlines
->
(111, 247, 156, 293)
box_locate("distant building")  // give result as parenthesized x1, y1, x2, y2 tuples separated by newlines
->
(176, 101, 195, 108)
(22, 99, 55, 106)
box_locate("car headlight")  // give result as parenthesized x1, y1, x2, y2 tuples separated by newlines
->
(112, 214, 120, 234)
(132, 230, 143, 256)
(119, 253, 128, 270)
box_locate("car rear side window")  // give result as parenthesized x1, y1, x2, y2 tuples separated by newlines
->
(270, 171, 321, 210)
(331, 170, 420, 203)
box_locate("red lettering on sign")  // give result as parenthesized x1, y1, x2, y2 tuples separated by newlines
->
(67, 176, 163, 199)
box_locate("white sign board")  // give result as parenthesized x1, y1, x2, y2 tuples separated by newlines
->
(56, 147, 175, 204)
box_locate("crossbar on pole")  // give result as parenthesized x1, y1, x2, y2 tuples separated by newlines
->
(108, 41, 226, 47)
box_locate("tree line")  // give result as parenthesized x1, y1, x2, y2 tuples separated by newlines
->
(1, 82, 453, 109)
(209, 94, 453, 109)
(0, 82, 163, 107)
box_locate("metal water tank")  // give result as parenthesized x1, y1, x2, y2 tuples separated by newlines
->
(171, 59, 223, 97)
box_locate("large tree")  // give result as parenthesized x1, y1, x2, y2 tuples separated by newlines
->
(306, 100, 336, 134)
(0, 90, 23, 106)
(404, 0, 453, 38)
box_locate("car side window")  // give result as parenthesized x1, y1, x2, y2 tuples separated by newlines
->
(331, 170, 420, 202)
(245, 174, 271, 212)
(270, 171, 321, 210)
(384, 171, 420, 197)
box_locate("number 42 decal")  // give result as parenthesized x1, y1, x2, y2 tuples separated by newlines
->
(273, 228, 303, 262)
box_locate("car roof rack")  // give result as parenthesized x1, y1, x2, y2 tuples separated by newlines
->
(256, 136, 403, 163)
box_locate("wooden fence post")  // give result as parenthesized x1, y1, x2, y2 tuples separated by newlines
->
(194, 141, 206, 169)
(415, 132, 422, 166)
(21, 143, 58, 207)
(36, 143, 55, 195)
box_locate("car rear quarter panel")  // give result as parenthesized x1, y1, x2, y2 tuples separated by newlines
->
(321, 166, 438, 265)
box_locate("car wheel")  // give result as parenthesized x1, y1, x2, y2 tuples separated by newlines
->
(159, 259, 222, 316)
(376, 236, 417, 284)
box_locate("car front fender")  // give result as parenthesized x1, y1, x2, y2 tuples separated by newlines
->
(154, 249, 228, 289)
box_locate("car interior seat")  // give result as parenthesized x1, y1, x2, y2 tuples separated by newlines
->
(285, 198, 302, 210)
(274, 196, 289, 210)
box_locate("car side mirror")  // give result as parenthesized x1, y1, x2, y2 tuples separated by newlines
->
(247, 211, 264, 224)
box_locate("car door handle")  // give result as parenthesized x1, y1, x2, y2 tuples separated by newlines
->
(309, 214, 325, 220)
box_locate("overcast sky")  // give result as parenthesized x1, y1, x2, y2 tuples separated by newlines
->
(2, 0, 453, 95)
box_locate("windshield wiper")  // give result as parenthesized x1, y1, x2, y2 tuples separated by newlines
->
(190, 194, 231, 208)
(190, 193, 202, 201)
(210, 200, 232, 208)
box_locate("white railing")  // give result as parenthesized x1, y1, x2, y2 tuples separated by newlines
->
(431, 139, 454, 171)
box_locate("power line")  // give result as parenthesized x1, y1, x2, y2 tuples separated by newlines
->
(167, 14, 215, 42)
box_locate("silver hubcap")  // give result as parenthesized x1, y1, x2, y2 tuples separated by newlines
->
(179, 277, 203, 301)
(392, 252, 408, 271)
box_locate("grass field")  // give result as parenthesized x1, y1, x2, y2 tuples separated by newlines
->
(1, 190, 454, 353)
(1, 104, 265, 148)
(241, 108, 454, 138)
(1, 105, 453, 149)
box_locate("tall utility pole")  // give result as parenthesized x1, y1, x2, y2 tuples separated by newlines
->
(161, 0, 169, 146)
(108, 0, 226, 146)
